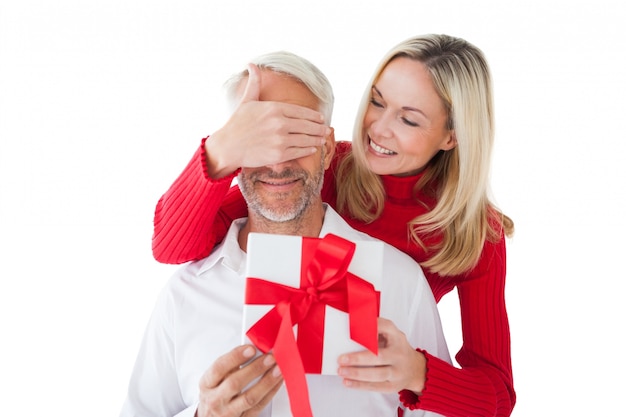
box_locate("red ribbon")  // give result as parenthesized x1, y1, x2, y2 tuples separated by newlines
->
(245, 233, 380, 417)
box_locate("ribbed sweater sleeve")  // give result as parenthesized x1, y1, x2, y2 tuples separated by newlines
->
(152, 139, 348, 264)
(152, 137, 246, 264)
(399, 236, 515, 417)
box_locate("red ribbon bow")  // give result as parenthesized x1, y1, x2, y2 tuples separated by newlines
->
(245, 233, 380, 417)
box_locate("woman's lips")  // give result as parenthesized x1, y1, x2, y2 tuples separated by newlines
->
(369, 138, 397, 155)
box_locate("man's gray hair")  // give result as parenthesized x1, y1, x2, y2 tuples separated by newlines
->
(224, 51, 334, 123)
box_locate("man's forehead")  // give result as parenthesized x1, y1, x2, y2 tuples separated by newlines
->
(238, 70, 321, 111)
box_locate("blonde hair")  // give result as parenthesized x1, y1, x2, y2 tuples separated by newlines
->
(336, 34, 514, 276)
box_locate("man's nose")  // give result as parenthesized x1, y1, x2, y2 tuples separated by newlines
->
(265, 160, 293, 173)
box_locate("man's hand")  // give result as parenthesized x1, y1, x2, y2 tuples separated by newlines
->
(205, 63, 331, 179)
(196, 345, 283, 417)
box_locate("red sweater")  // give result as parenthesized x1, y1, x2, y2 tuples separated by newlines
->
(153, 139, 515, 417)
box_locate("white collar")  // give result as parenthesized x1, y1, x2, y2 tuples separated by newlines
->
(194, 204, 373, 276)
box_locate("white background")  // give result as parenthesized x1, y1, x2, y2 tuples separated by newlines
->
(1, 1, 625, 415)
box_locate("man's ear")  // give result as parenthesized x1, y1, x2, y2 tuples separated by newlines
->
(441, 130, 457, 151)
(323, 127, 336, 169)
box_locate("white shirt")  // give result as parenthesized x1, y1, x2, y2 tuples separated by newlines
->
(120, 206, 450, 417)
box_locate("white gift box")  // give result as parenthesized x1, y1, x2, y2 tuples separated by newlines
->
(242, 232, 383, 375)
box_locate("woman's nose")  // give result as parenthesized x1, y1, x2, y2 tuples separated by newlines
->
(369, 111, 393, 139)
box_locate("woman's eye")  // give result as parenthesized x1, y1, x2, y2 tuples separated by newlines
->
(370, 98, 383, 108)
(402, 117, 418, 127)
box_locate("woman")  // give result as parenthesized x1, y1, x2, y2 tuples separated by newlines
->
(152, 34, 515, 416)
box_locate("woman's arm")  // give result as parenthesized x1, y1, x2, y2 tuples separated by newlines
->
(152, 65, 331, 264)
(400, 237, 515, 417)
(152, 134, 346, 265)
(152, 137, 246, 264)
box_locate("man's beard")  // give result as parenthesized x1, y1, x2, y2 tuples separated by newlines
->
(239, 156, 325, 223)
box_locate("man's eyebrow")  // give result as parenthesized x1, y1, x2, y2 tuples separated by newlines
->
(372, 85, 426, 117)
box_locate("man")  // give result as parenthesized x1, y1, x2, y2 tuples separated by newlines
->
(120, 51, 450, 417)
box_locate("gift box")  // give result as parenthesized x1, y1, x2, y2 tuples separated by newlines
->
(242, 232, 383, 417)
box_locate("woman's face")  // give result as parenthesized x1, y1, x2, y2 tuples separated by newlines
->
(363, 57, 456, 177)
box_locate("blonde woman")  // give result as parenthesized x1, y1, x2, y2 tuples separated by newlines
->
(152, 34, 515, 416)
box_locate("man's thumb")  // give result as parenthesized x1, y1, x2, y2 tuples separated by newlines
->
(240, 63, 261, 103)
